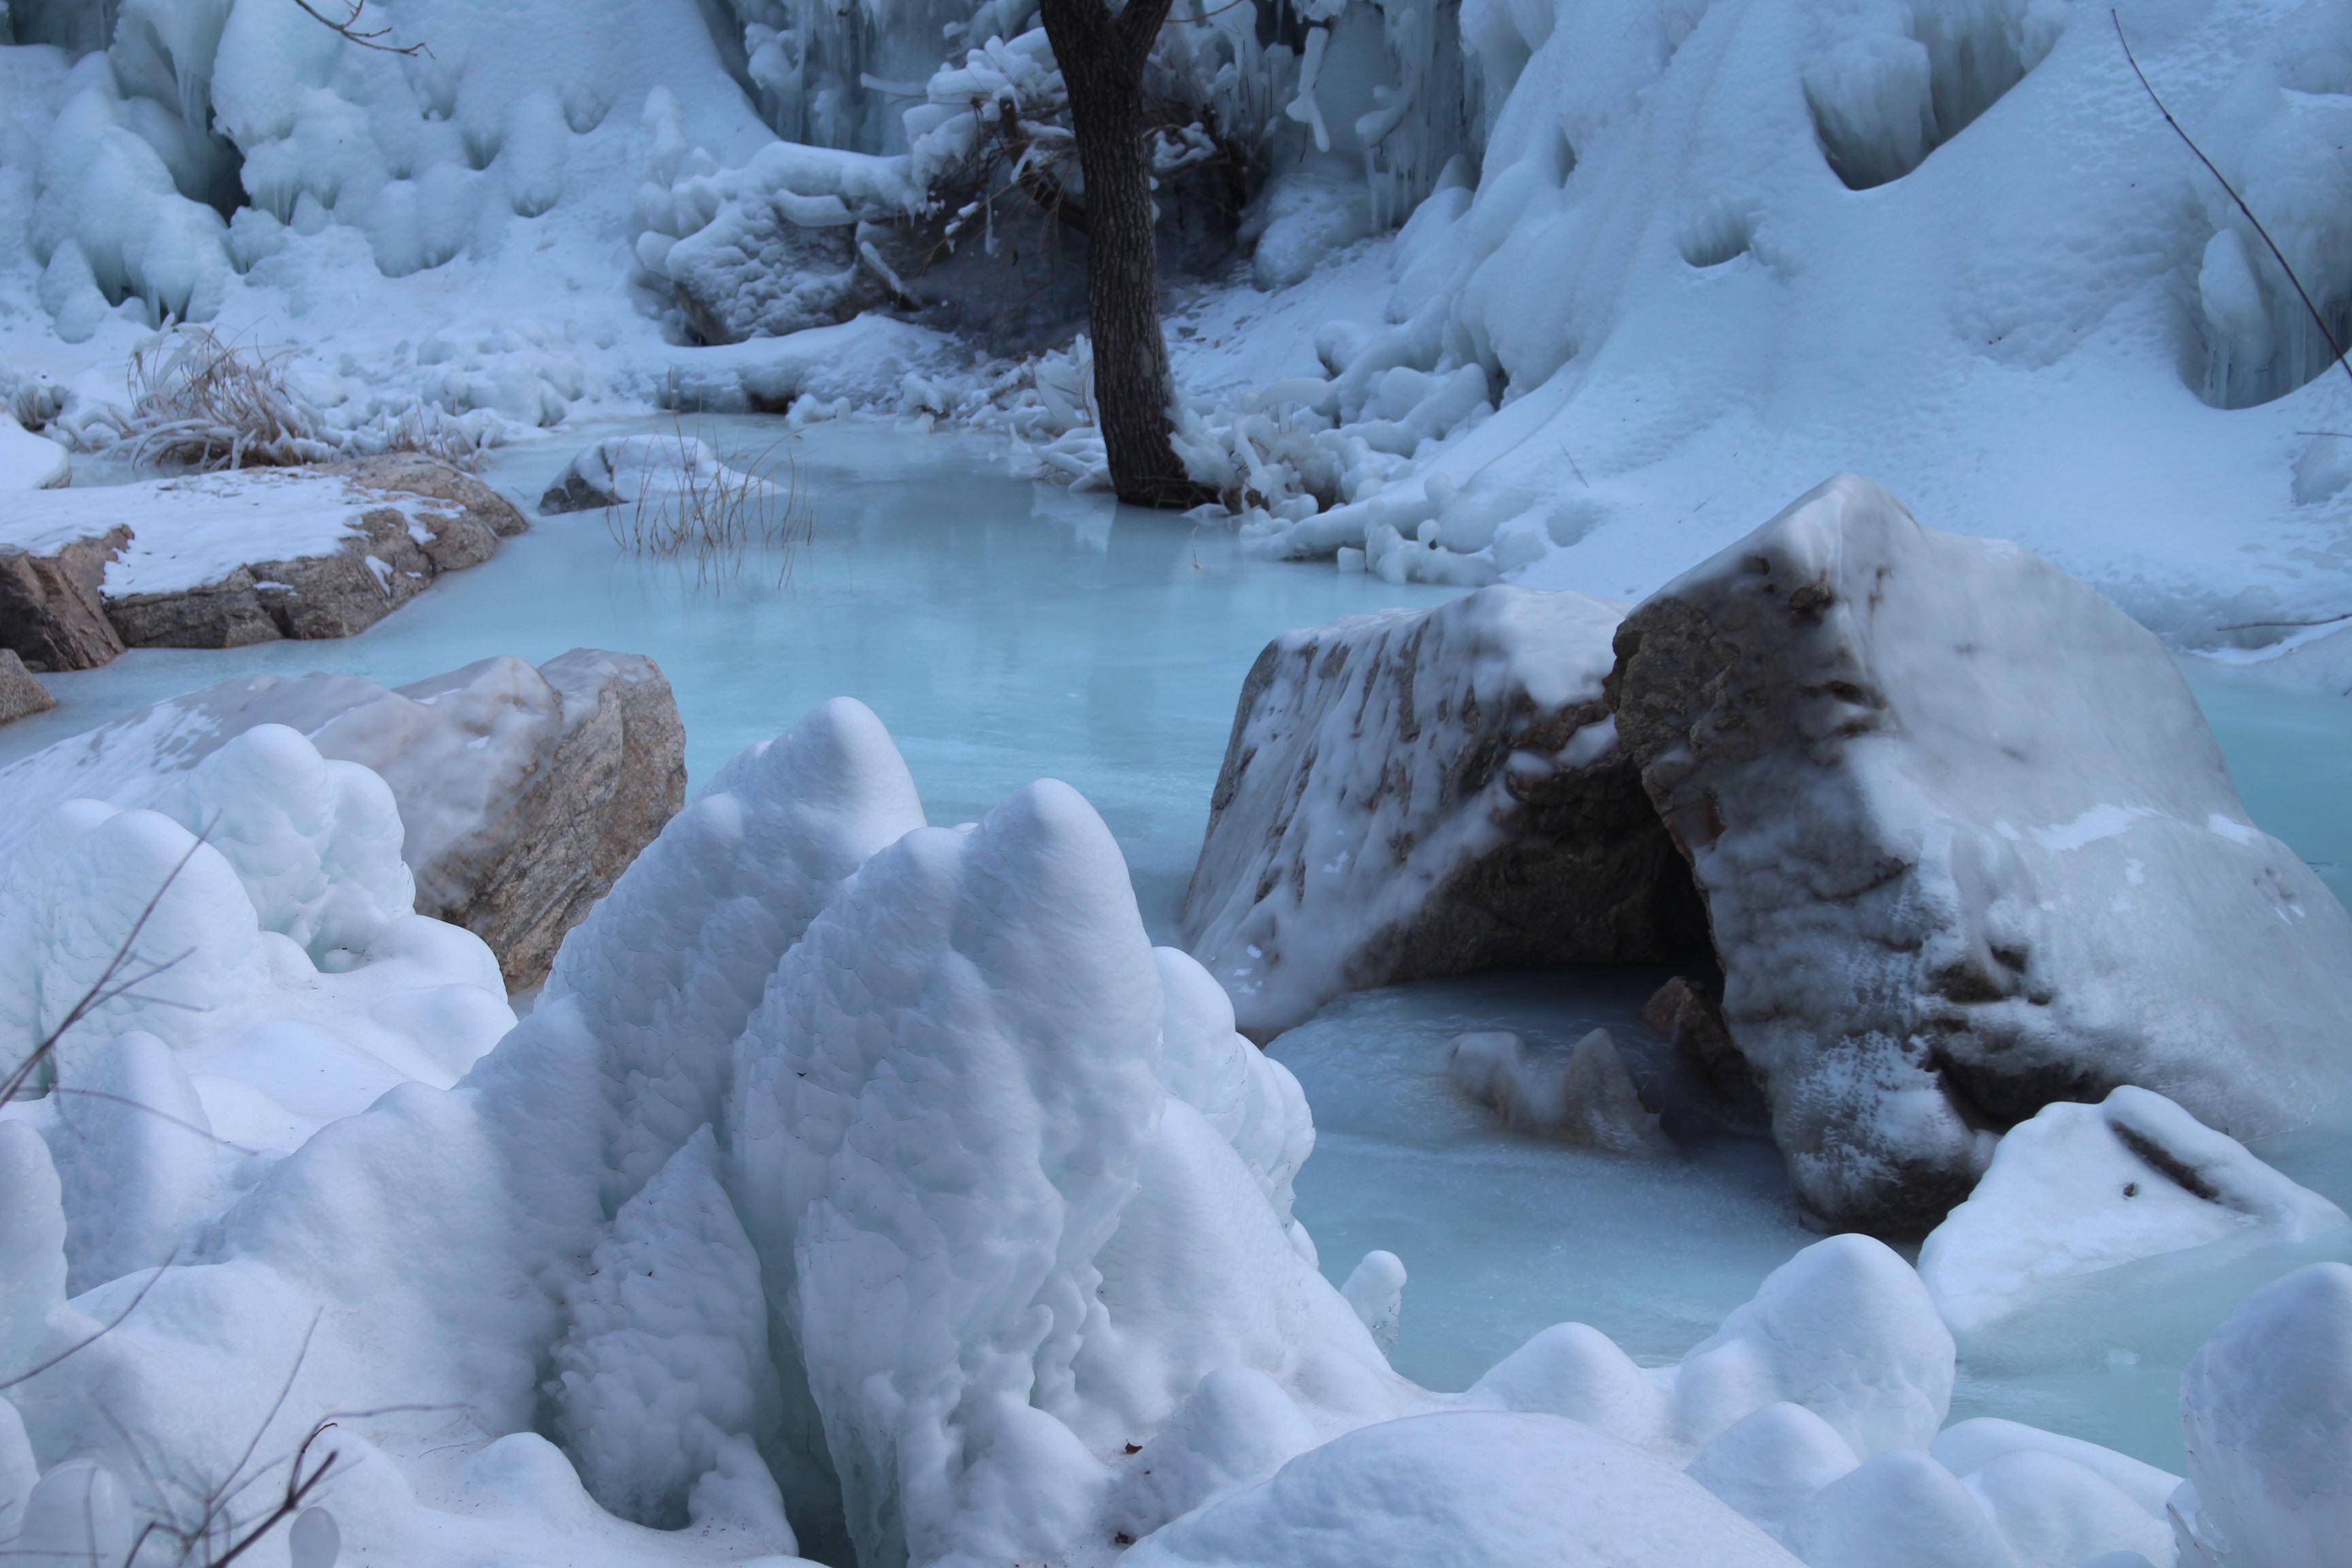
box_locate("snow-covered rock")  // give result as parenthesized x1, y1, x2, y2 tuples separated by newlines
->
(1918, 1088, 2350, 1334)
(1443, 1027, 1673, 1155)
(538, 432, 783, 515)
(0, 649, 685, 989)
(1607, 474, 2352, 1231)
(1121, 1410, 1803, 1567)
(0, 518, 126, 672)
(2176, 1262, 2352, 1568)
(0, 650, 54, 727)
(105, 457, 525, 647)
(1182, 585, 1703, 1039)
(0, 410, 68, 489)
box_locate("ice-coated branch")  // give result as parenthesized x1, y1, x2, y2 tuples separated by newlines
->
(2113, 9, 2352, 397)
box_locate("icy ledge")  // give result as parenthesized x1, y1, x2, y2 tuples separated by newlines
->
(4, 697, 2348, 1566)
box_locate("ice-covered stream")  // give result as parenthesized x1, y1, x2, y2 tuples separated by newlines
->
(7, 419, 2349, 1480)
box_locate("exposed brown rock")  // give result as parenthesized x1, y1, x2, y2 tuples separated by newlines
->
(0, 525, 128, 671)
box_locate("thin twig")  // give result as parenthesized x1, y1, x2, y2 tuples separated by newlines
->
(2113, 10, 2352, 395)
(291, 0, 427, 55)
(0, 1253, 178, 1392)
(2217, 610, 2352, 632)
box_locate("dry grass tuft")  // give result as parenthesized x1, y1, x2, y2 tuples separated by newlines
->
(124, 326, 478, 472)
(602, 423, 815, 591)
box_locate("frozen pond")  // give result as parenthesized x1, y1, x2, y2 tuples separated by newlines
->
(7, 419, 2349, 1474)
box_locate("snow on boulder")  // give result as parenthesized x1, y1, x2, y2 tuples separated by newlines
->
(1916, 1088, 2349, 1334)
(2, 458, 525, 653)
(0, 649, 687, 989)
(1120, 1410, 1803, 1568)
(0, 516, 127, 672)
(537, 433, 785, 515)
(1182, 585, 1703, 1039)
(0, 410, 69, 490)
(2176, 1262, 2352, 1568)
(0, 651, 55, 727)
(1607, 474, 2352, 1232)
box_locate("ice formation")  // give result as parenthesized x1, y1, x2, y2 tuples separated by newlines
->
(2176, 1262, 2352, 1567)
(1609, 474, 2352, 1231)
(0, 409, 67, 488)
(1918, 1088, 2351, 1335)
(1443, 1027, 1673, 1156)
(8, 692, 2319, 1567)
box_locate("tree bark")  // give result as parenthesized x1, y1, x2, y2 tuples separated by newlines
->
(1039, 0, 1218, 508)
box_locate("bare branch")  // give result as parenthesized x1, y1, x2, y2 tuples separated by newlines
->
(0, 1252, 178, 1393)
(291, 0, 427, 56)
(2112, 9, 2352, 397)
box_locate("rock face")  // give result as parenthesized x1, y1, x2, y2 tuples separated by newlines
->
(1182, 587, 1705, 1039)
(0, 649, 685, 990)
(1607, 474, 2352, 1232)
(0, 651, 56, 726)
(1916, 1088, 2349, 1333)
(102, 456, 526, 649)
(316, 649, 689, 988)
(0, 523, 128, 671)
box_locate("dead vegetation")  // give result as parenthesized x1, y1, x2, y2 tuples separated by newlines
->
(117, 327, 478, 474)
(602, 424, 817, 591)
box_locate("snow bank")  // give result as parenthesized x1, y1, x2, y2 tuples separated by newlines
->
(2176, 1262, 2352, 1568)
(1181, 585, 1701, 1039)
(0, 409, 67, 488)
(1610, 474, 2352, 1231)
(1228, 0, 2352, 642)
(1918, 1088, 2350, 1334)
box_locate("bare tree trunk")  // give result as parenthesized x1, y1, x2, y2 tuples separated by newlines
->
(1039, 0, 1218, 508)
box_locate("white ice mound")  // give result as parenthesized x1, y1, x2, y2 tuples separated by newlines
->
(2176, 1262, 2352, 1568)
(1610, 474, 2352, 1231)
(725, 775, 1401, 1568)
(1918, 1088, 2350, 1334)
(550, 1126, 794, 1548)
(1121, 1411, 1802, 1567)
(0, 726, 509, 1158)
(1182, 585, 1701, 1039)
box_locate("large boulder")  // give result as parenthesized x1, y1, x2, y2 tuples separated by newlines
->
(1182, 587, 1705, 1039)
(103, 456, 527, 646)
(1607, 474, 2352, 1231)
(0, 521, 127, 672)
(0, 651, 56, 727)
(3, 458, 525, 655)
(0, 649, 685, 990)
